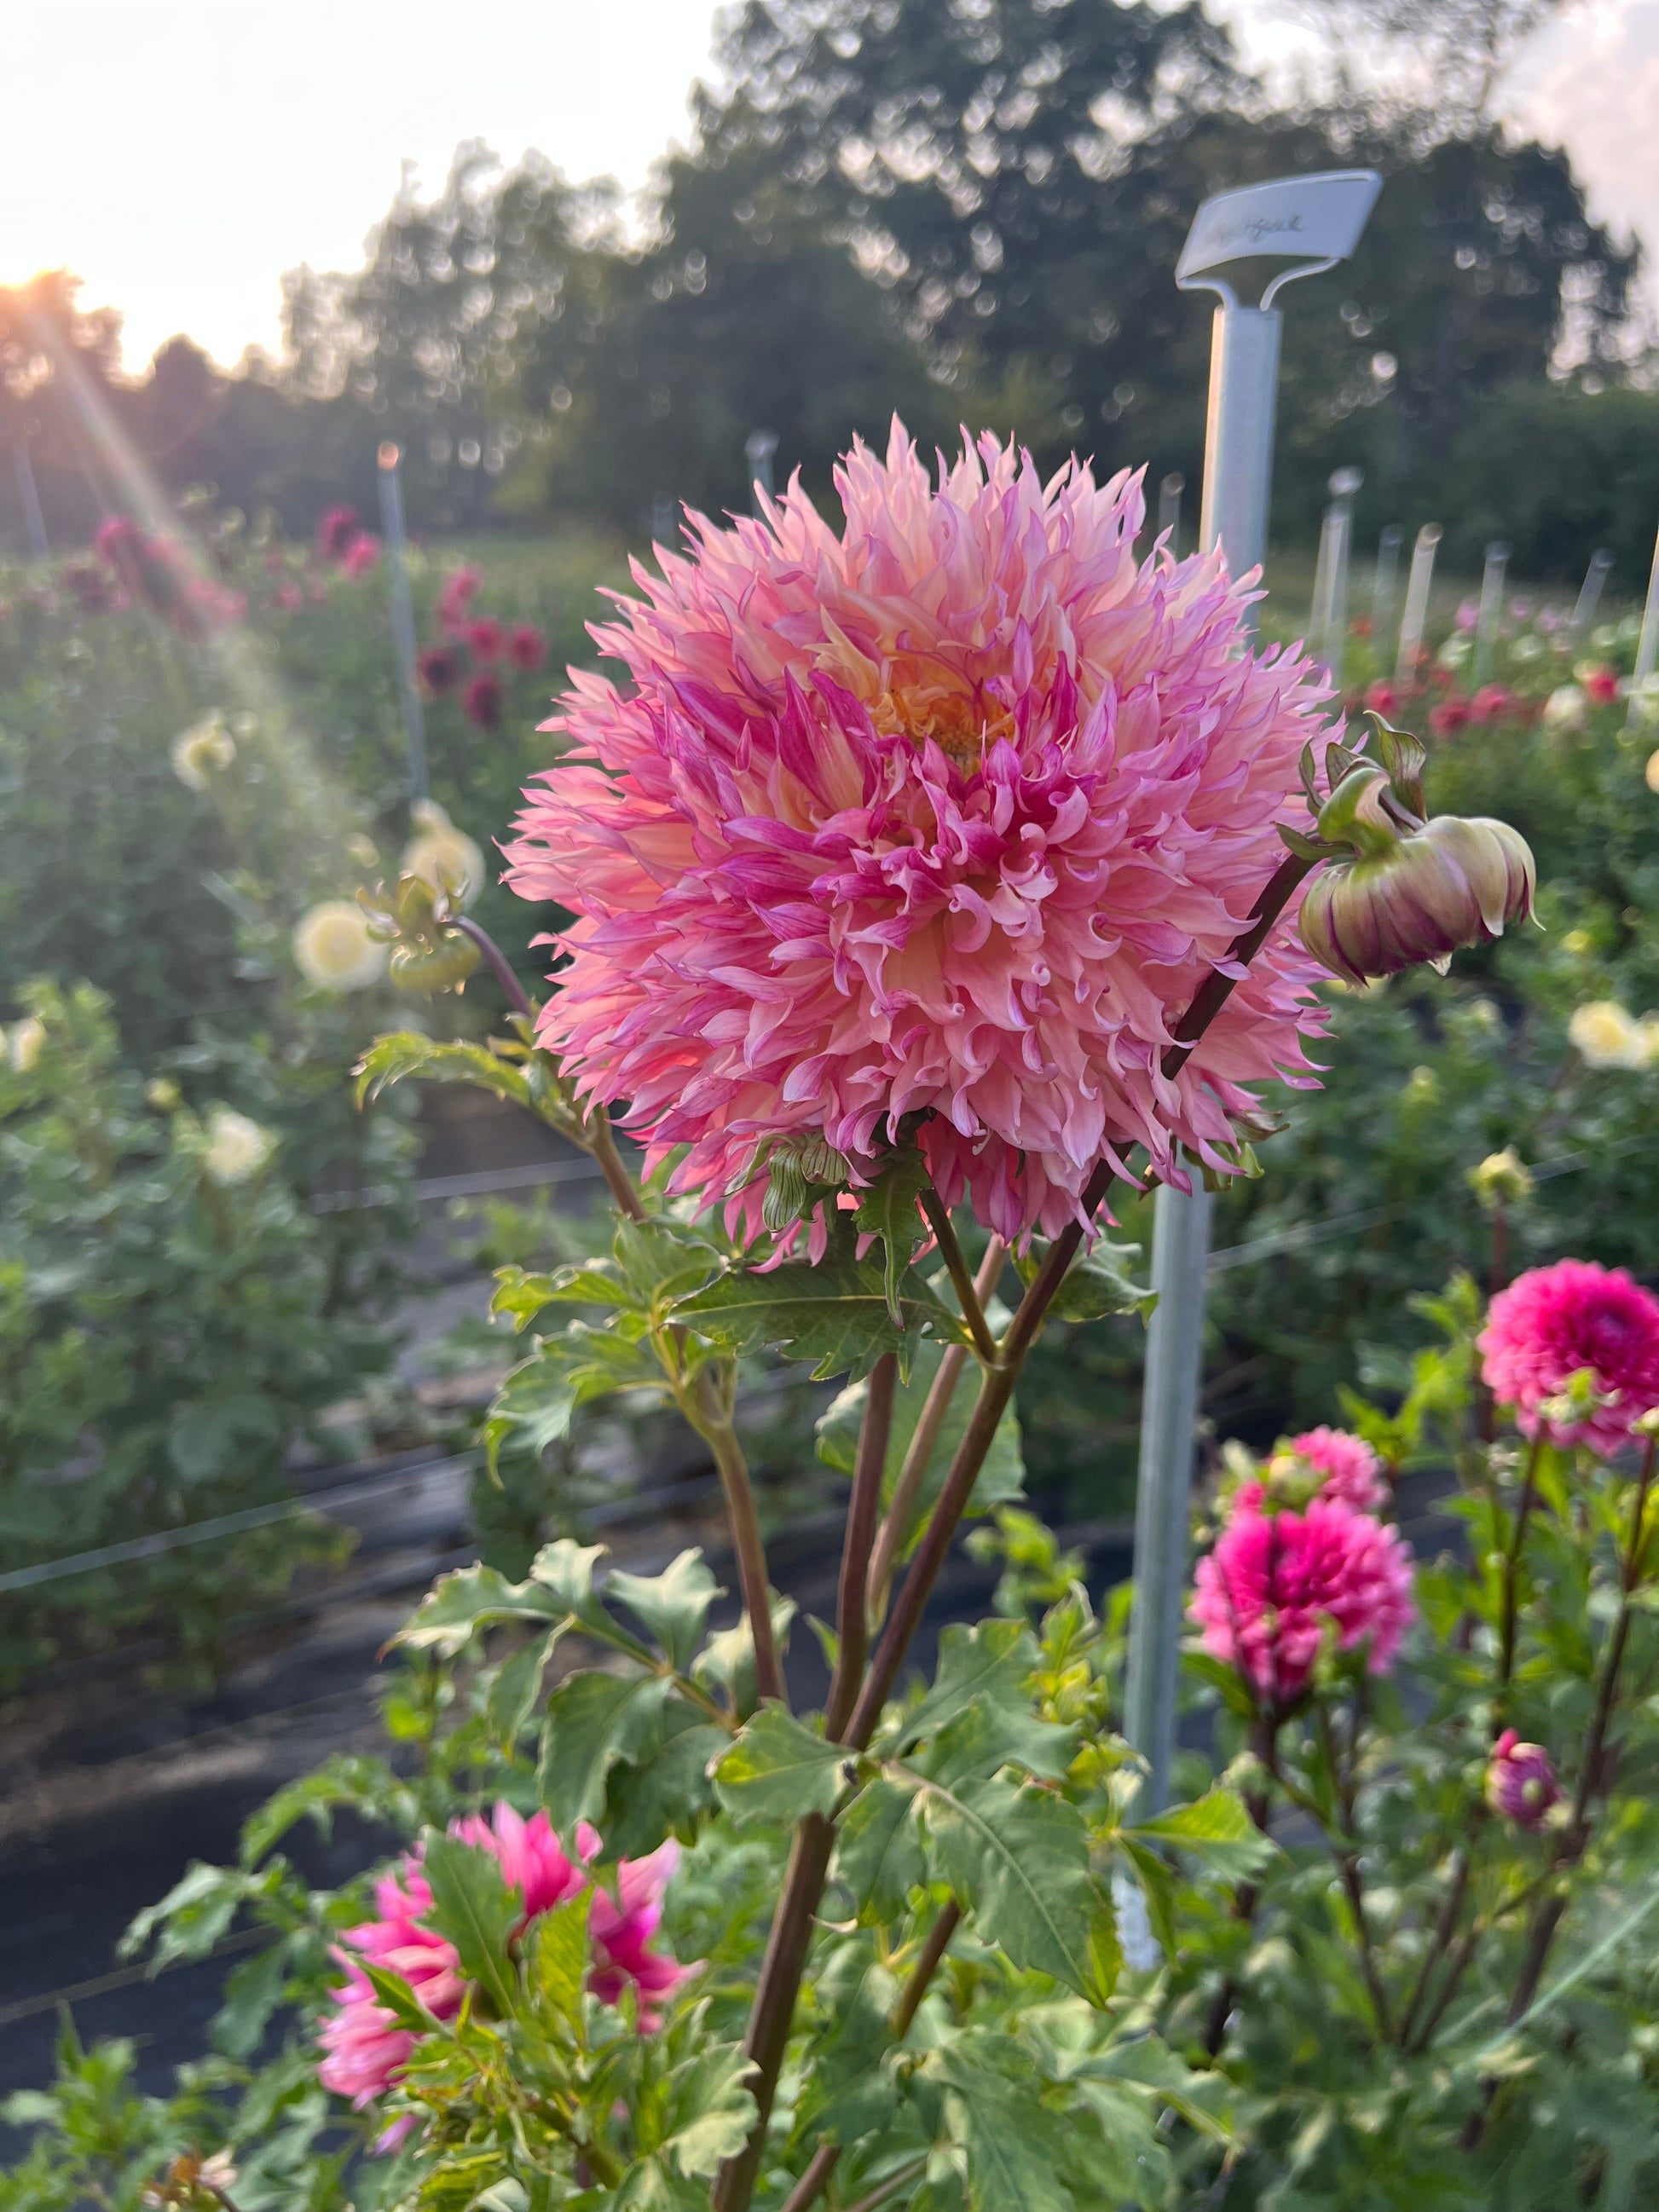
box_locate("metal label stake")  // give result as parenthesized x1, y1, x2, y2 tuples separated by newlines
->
(1123, 167, 1380, 1817)
(1628, 520, 1659, 733)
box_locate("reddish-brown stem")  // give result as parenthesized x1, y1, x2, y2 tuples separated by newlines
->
(454, 915, 534, 1019)
(891, 1897, 962, 2039)
(777, 2145, 841, 2212)
(1497, 1432, 1543, 1696)
(841, 2158, 929, 2212)
(691, 1367, 786, 1707)
(1505, 1435, 1657, 2028)
(917, 1189, 997, 1365)
(587, 1108, 648, 1223)
(712, 1817, 836, 2212)
(826, 1354, 899, 1738)
(1397, 1846, 1472, 2050)
(770, 1895, 960, 2212)
(865, 1237, 1007, 1632)
(1159, 852, 1316, 1077)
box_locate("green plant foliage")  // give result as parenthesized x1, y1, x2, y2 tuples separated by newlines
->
(0, 980, 407, 1687)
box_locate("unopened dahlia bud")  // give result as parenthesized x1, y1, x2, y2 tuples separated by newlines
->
(359, 873, 483, 996)
(1468, 1146, 1533, 1212)
(1298, 763, 1535, 987)
(1485, 1729, 1558, 1828)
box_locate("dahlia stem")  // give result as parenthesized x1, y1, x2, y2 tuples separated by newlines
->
(689, 1366, 786, 1707)
(1496, 1432, 1544, 1696)
(777, 2146, 840, 2212)
(1506, 1433, 1656, 2027)
(712, 1818, 836, 2212)
(890, 1897, 962, 2038)
(588, 1106, 648, 1224)
(1159, 852, 1317, 1078)
(454, 915, 534, 1020)
(826, 1354, 899, 1737)
(841, 2159, 929, 2212)
(1396, 1845, 1472, 2050)
(918, 1189, 997, 1365)
(865, 1237, 1007, 1632)
(775, 1895, 960, 2212)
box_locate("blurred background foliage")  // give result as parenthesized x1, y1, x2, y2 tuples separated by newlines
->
(0, 0, 1652, 579)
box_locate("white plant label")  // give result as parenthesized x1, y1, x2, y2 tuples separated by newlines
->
(1177, 170, 1382, 284)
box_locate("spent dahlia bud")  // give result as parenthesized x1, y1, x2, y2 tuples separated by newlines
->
(1468, 1146, 1533, 1212)
(1485, 1730, 1558, 1828)
(1297, 751, 1535, 987)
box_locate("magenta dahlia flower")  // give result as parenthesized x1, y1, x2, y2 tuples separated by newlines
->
(1285, 1425, 1389, 1512)
(1479, 1259, 1659, 1457)
(506, 423, 1332, 1243)
(1190, 1498, 1415, 1707)
(1485, 1729, 1559, 1828)
(1234, 1425, 1389, 1517)
(318, 1804, 694, 2129)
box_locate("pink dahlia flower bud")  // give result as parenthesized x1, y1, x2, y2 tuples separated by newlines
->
(1485, 1729, 1558, 1827)
(1297, 759, 1535, 987)
(1478, 1258, 1659, 1457)
(506, 421, 1337, 1246)
(1230, 1425, 1388, 1516)
(1189, 1498, 1415, 1710)
(508, 621, 548, 673)
(318, 1804, 696, 2127)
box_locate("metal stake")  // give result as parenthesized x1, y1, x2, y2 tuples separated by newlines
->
(376, 442, 428, 807)
(1372, 523, 1404, 645)
(1627, 520, 1659, 732)
(1473, 541, 1509, 690)
(1395, 523, 1442, 690)
(1569, 546, 1614, 653)
(13, 450, 49, 561)
(745, 429, 778, 511)
(1311, 466, 1361, 690)
(1158, 471, 1185, 557)
(1124, 165, 1380, 1815)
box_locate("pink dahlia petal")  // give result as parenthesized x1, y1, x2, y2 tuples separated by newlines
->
(1190, 1499, 1415, 1707)
(506, 422, 1332, 1244)
(1286, 1426, 1389, 1513)
(320, 1807, 698, 2121)
(1479, 1260, 1659, 1457)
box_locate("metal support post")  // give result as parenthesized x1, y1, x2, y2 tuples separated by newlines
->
(1473, 541, 1509, 690)
(1395, 523, 1442, 690)
(1627, 521, 1659, 732)
(376, 442, 428, 808)
(1570, 546, 1614, 653)
(1372, 523, 1403, 645)
(1158, 471, 1185, 557)
(1124, 167, 1379, 1815)
(1311, 466, 1361, 690)
(745, 429, 778, 511)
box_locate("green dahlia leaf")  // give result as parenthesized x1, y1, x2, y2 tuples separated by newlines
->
(713, 1707, 847, 1826)
(422, 1834, 519, 2015)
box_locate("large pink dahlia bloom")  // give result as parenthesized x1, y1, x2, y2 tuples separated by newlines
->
(506, 424, 1332, 1243)
(1479, 1259, 1659, 1458)
(318, 1805, 694, 2124)
(1190, 1499, 1415, 1707)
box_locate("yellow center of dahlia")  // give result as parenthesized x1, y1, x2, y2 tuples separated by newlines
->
(870, 685, 1011, 764)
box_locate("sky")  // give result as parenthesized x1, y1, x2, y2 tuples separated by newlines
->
(3, 0, 1658, 373)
